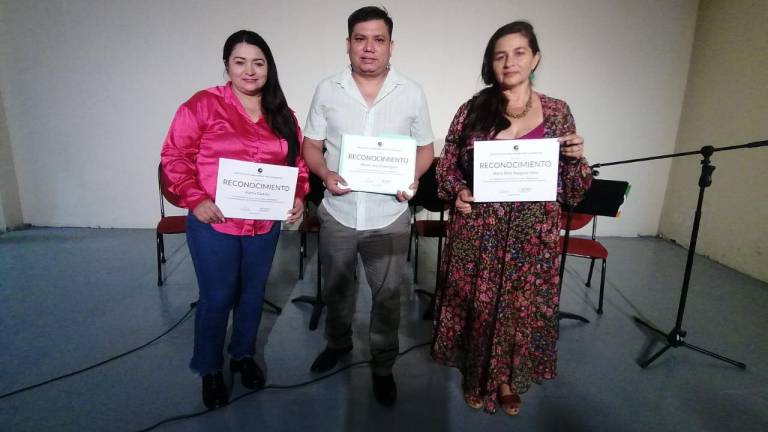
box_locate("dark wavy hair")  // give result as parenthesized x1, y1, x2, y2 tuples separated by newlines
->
(460, 21, 540, 145)
(223, 30, 299, 166)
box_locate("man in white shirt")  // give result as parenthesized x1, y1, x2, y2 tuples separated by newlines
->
(302, 6, 435, 406)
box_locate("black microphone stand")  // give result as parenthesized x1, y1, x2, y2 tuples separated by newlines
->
(591, 140, 766, 369)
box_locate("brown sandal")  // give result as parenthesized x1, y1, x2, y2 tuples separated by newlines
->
(498, 386, 521, 416)
(463, 394, 483, 410)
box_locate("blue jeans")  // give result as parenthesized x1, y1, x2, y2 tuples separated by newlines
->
(186, 214, 280, 376)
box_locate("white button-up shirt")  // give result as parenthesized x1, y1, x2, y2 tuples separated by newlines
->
(304, 66, 435, 230)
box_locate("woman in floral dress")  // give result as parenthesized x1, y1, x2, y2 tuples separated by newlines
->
(431, 21, 592, 415)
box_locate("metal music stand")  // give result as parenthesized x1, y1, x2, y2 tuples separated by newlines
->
(591, 140, 767, 369)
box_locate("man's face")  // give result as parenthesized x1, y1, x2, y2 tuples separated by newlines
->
(347, 19, 393, 77)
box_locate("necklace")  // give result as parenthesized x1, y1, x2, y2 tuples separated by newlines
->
(506, 89, 533, 119)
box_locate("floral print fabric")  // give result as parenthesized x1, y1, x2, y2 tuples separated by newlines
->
(431, 94, 592, 413)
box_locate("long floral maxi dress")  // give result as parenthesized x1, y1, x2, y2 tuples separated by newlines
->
(431, 94, 592, 413)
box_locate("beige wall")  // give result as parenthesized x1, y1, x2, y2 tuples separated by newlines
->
(0, 2, 23, 232)
(0, 0, 698, 233)
(0, 87, 23, 232)
(659, 0, 768, 282)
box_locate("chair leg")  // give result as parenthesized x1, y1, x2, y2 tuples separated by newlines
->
(597, 259, 607, 314)
(292, 233, 325, 331)
(586, 258, 596, 287)
(159, 234, 166, 263)
(413, 235, 420, 284)
(407, 223, 414, 262)
(316, 242, 322, 299)
(310, 249, 324, 330)
(420, 234, 443, 320)
(156, 233, 163, 286)
(299, 231, 306, 280)
(263, 299, 282, 314)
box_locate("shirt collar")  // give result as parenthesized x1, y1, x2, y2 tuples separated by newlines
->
(223, 81, 238, 105)
(221, 82, 265, 125)
(334, 65, 405, 106)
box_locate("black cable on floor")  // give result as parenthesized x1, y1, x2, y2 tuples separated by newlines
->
(0, 302, 198, 401)
(135, 341, 432, 432)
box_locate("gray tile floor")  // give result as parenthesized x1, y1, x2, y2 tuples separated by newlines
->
(0, 228, 766, 431)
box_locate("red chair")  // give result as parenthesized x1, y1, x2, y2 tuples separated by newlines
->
(297, 173, 324, 281)
(407, 158, 448, 319)
(558, 212, 608, 314)
(291, 172, 325, 330)
(156, 164, 187, 286)
(558, 178, 629, 315)
(408, 158, 448, 283)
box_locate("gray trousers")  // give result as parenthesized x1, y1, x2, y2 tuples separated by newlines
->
(317, 203, 410, 375)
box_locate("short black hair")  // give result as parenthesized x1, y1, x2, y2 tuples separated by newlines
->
(347, 6, 393, 38)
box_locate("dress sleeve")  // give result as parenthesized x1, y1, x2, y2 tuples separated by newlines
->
(160, 102, 209, 210)
(436, 102, 471, 201)
(555, 102, 592, 206)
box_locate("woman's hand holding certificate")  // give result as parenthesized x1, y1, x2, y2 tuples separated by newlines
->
(215, 158, 299, 220)
(472, 138, 560, 202)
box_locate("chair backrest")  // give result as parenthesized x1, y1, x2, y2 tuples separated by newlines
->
(560, 178, 630, 238)
(573, 179, 629, 217)
(559, 212, 594, 231)
(306, 172, 325, 207)
(411, 157, 446, 213)
(158, 163, 184, 217)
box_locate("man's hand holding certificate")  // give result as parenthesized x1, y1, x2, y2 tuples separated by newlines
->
(215, 158, 298, 220)
(473, 138, 560, 202)
(337, 134, 417, 195)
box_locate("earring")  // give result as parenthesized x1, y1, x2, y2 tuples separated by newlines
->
(529, 70, 535, 81)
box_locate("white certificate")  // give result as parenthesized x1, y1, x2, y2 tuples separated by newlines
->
(472, 138, 560, 202)
(215, 158, 298, 220)
(338, 134, 417, 195)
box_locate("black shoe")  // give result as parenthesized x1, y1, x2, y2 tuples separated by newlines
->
(309, 345, 353, 373)
(202, 372, 228, 409)
(372, 373, 397, 406)
(230, 357, 265, 389)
